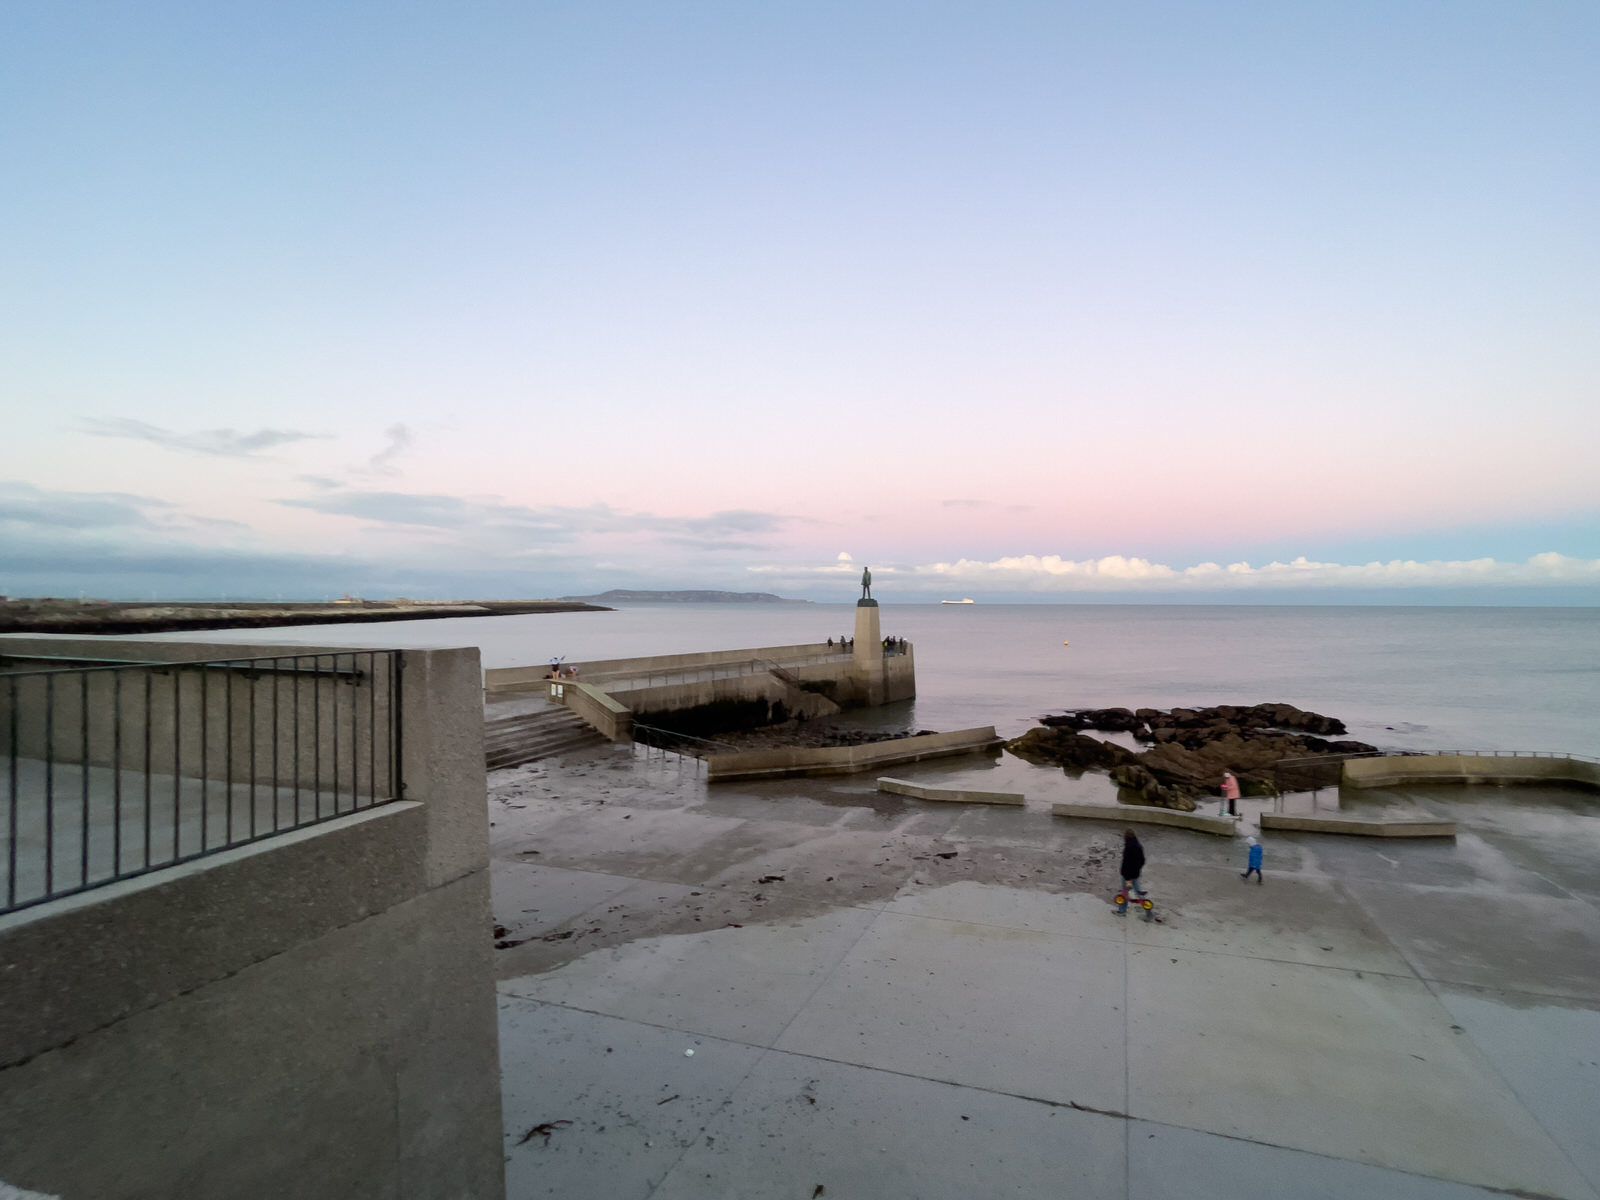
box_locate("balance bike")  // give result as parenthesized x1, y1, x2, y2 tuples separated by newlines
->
(1114, 890, 1161, 923)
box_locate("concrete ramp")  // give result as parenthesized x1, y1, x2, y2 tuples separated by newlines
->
(1051, 802, 1240, 836)
(706, 727, 1002, 783)
(1260, 813, 1457, 838)
(877, 777, 1024, 806)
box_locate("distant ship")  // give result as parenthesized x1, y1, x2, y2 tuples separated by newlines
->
(940, 598, 975, 605)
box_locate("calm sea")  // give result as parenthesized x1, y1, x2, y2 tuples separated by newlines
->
(141, 604, 1600, 758)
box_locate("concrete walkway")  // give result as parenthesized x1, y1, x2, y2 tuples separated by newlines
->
(489, 749, 1600, 1200)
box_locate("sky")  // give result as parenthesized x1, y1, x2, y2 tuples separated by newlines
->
(2, 1, 1597, 604)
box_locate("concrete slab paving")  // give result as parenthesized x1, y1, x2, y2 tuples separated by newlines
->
(1346, 880, 1600, 1001)
(1122, 865, 1417, 975)
(774, 907, 1127, 1111)
(652, 1048, 1126, 1200)
(1287, 826, 1570, 896)
(498, 996, 765, 1200)
(496, 806, 754, 881)
(490, 860, 638, 940)
(500, 907, 881, 1046)
(1434, 985, 1600, 1193)
(1127, 1119, 1535, 1200)
(492, 876, 710, 980)
(1125, 946, 1597, 1199)
(882, 878, 1112, 938)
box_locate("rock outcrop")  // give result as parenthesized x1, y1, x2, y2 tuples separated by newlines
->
(1011, 702, 1378, 811)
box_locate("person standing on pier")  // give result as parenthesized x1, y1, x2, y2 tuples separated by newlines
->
(1221, 770, 1241, 816)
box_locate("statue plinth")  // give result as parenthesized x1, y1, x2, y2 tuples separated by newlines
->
(853, 601, 881, 668)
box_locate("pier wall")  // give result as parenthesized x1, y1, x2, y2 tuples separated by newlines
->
(613, 674, 840, 726)
(493, 641, 914, 736)
(1343, 754, 1600, 792)
(485, 643, 835, 693)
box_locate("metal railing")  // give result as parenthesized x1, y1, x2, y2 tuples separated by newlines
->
(630, 722, 738, 757)
(1404, 748, 1600, 763)
(1271, 751, 1383, 797)
(584, 642, 912, 692)
(1271, 747, 1600, 808)
(2, 651, 404, 915)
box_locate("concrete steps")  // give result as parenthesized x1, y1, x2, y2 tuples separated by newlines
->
(485, 706, 609, 770)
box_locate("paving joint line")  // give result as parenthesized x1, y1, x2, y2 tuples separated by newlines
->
(1336, 876, 1600, 1198)
(496, 983, 1589, 1200)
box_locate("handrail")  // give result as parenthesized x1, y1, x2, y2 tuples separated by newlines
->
(630, 722, 739, 753)
(3, 649, 404, 916)
(1271, 747, 1600, 810)
(1, 652, 370, 680)
(1277, 749, 1600, 767)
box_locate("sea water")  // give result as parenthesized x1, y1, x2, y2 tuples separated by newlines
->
(142, 604, 1600, 758)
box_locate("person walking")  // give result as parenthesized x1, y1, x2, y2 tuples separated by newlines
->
(1115, 828, 1148, 915)
(1241, 835, 1263, 883)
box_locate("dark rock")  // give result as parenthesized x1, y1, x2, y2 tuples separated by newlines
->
(1017, 702, 1376, 807)
(1109, 764, 1197, 811)
(1006, 727, 1135, 770)
(1040, 707, 1146, 734)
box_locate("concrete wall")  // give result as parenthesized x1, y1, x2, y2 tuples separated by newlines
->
(0, 640, 504, 1200)
(1259, 812, 1457, 837)
(1050, 803, 1240, 836)
(485, 643, 840, 693)
(1343, 753, 1600, 792)
(613, 671, 841, 727)
(877, 777, 1023, 806)
(547, 680, 634, 742)
(852, 602, 881, 671)
(705, 726, 1001, 782)
(484, 641, 913, 707)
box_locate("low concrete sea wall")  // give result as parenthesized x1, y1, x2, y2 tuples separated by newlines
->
(1049, 803, 1240, 836)
(706, 727, 1001, 782)
(877, 777, 1024, 806)
(1260, 812, 1457, 838)
(1343, 753, 1600, 791)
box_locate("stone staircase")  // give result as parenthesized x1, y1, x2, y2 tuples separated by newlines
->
(485, 705, 611, 770)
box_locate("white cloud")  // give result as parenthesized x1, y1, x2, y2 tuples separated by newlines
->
(366, 423, 413, 476)
(82, 418, 326, 458)
(750, 553, 1600, 592)
(836, 551, 853, 562)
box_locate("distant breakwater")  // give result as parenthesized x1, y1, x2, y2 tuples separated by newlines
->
(0, 599, 609, 637)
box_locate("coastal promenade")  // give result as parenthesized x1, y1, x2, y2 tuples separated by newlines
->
(489, 748, 1600, 1200)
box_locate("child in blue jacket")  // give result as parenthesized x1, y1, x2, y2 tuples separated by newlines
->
(1241, 835, 1263, 883)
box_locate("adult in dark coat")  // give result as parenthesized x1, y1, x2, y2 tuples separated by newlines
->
(1116, 829, 1149, 915)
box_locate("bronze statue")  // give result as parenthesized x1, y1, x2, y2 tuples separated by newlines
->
(860, 566, 872, 600)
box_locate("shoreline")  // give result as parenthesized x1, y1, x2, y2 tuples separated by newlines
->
(0, 598, 610, 637)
